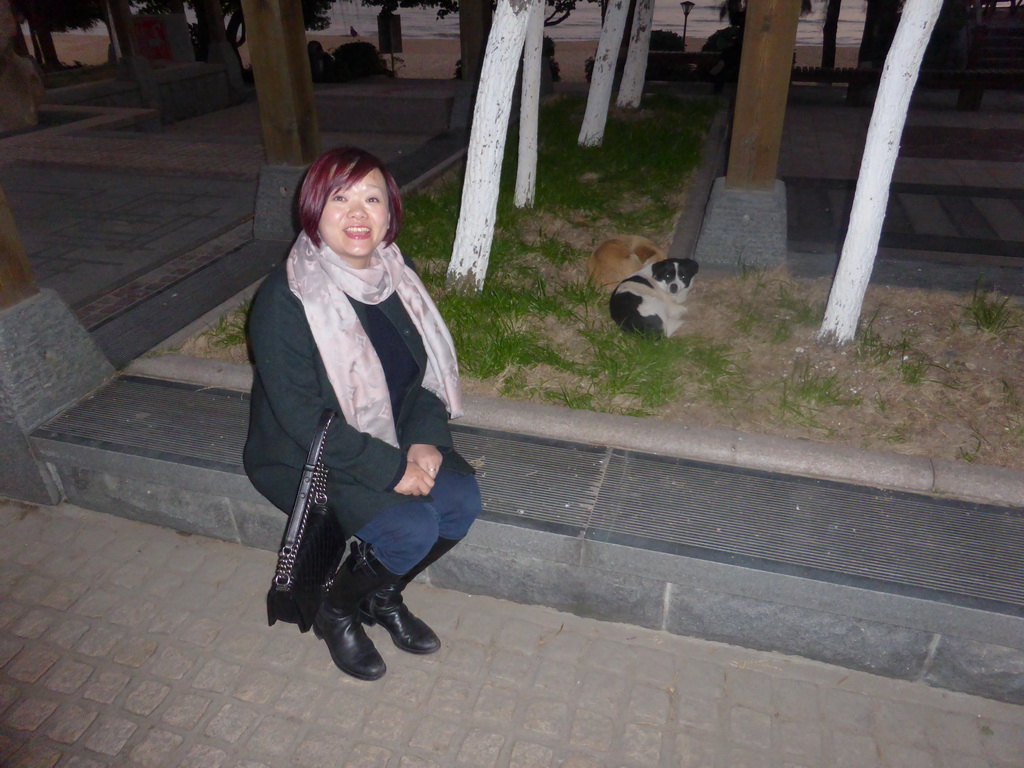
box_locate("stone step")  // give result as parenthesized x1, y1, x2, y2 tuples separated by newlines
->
(315, 81, 457, 135)
(28, 374, 1024, 704)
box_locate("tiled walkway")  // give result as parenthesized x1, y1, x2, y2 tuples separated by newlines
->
(0, 86, 444, 331)
(2, 501, 1023, 768)
(0, 165, 256, 312)
(779, 89, 1024, 292)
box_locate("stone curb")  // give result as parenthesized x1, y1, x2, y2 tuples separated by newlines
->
(126, 354, 1024, 509)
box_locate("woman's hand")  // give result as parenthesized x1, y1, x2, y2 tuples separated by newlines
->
(394, 462, 434, 496)
(407, 444, 443, 477)
(394, 444, 442, 496)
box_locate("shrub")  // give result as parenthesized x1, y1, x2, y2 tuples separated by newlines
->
(649, 30, 686, 51)
(544, 36, 561, 82)
(331, 42, 390, 80)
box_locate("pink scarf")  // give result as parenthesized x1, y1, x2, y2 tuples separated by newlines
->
(287, 232, 463, 447)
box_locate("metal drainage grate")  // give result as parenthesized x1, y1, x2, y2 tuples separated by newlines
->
(35, 376, 249, 471)
(588, 449, 1024, 612)
(452, 426, 606, 534)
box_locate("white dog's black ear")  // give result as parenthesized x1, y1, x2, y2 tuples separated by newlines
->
(679, 258, 699, 279)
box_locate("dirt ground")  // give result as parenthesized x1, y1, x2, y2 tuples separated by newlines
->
(467, 267, 1024, 471)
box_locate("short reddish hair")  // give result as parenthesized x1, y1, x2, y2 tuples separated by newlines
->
(298, 147, 403, 247)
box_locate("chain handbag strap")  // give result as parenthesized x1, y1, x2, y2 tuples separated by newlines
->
(311, 449, 329, 509)
(272, 410, 335, 589)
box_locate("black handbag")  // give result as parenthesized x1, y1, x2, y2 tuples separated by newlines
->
(267, 409, 347, 633)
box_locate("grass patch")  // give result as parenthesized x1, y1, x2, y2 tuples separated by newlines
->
(199, 299, 251, 348)
(672, 335, 745, 406)
(964, 284, 1019, 334)
(403, 93, 720, 416)
(777, 360, 862, 431)
(855, 314, 946, 386)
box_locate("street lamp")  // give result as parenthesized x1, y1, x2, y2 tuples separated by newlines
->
(680, 1, 695, 52)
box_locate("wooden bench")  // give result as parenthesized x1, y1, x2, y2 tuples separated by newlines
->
(790, 65, 1024, 110)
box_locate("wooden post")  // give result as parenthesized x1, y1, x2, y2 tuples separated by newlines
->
(199, 0, 228, 44)
(240, 0, 320, 166)
(459, 0, 492, 82)
(0, 185, 39, 310)
(725, 0, 801, 191)
(108, 0, 137, 59)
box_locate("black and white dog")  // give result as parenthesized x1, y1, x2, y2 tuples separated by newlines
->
(609, 258, 699, 337)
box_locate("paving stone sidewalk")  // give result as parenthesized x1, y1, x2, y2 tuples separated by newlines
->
(776, 91, 1024, 295)
(1, 500, 1022, 768)
(0, 89, 443, 329)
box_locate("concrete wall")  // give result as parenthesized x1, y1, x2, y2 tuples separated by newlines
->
(45, 62, 237, 124)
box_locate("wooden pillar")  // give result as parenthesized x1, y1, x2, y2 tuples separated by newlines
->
(459, 0, 492, 82)
(725, 0, 801, 191)
(108, 0, 136, 59)
(200, 0, 228, 44)
(11, 13, 29, 57)
(0, 185, 39, 311)
(199, 0, 244, 94)
(241, 0, 319, 165)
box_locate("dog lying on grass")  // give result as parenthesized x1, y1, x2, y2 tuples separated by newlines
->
(610, 258, 699, 337)
(587, 236, 667, 291)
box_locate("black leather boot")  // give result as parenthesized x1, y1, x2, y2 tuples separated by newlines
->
(363, 537, 459, 655)
(313, 540, 394, 681)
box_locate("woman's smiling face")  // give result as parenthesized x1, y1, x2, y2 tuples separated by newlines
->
(318, 168, 391, 269)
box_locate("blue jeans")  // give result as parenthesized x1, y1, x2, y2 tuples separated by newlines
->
(353, 470, 481, 574)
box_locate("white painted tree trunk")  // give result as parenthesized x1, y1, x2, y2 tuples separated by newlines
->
(817, 0, 942, 344)
(578, 0, 630, 146)
(616, 0, 655, 109)
(447, 0, 531, 291)
(514, 0, 544, 208)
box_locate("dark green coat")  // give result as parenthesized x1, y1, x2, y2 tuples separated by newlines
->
(243, 262, 472, 535)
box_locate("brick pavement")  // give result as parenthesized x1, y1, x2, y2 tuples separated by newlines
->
(0, 165, 256, 312)
(0, 133, 266, 181)
(779, 92, 1024, 285)
(0, 94, 449, 327)
(1, 500, 1022, 768)
(778, 92, 1024, 189)
(73, 224, 253, 331)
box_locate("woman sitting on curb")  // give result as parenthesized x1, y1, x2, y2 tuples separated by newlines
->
(243, 146, 481, 681)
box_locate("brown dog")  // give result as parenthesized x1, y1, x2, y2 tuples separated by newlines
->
(587, 236, 667, 291)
